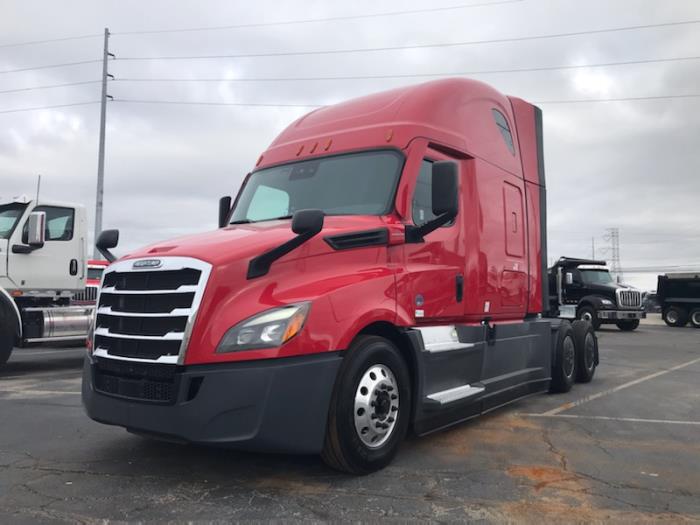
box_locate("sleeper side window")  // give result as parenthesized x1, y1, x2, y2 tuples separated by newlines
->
(492, 109, 515, 155)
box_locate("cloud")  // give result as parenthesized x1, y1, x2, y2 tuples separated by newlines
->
(1, 0, 699, 282)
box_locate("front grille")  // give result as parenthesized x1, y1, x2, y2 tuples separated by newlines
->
(617, 289, 642, 308)
(73, 285, 99, 303)
(93, 358, 178, 403)
(93, 257, 211, 363)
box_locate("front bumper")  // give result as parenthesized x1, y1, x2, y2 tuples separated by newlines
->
(82, 352, 343, 454)
(598, 310, 646, 320)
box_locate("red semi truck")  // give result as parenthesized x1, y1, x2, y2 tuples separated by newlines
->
(82, 78, 598, 473)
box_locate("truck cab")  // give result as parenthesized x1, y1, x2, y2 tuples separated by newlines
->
(549, 257, 645, 331)
(82, 78, 599, 473)
(0, 198, 92, 366)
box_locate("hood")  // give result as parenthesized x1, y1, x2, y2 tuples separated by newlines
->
(587, 281, 639, 293)
(119, 215, 394, 267)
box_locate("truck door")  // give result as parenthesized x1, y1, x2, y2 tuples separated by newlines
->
(8, 205, 85, 292)
(400, 155, 464, 321)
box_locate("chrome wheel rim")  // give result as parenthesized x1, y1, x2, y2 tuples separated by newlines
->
(354, 364, 399, 448)
(692, 311, 700, 326)
(584, 332, 595, 370)
(562, 336, 575, 378)
(667, 310, 678, 324)
(581, 311, 594, 323)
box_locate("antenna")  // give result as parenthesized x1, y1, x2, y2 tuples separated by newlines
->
(36, 174, 41, 204)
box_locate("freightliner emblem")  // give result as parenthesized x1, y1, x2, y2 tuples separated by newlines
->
(133, 259, 162, 269)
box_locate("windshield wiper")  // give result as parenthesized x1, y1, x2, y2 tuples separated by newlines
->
(229, 219, 252, 225)
(230, 215, 293, 225)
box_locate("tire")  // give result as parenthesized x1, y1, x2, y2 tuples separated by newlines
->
(577, 305, 601, 330)
(550, 321, 576, 393)
(572, 320, 597, 383)
(663, 306, 688, 327)
(615, 319, 640, 331)
(321, 335, 411, 474)
(0, 303, 16, 367)
(689, 309, 700, 329)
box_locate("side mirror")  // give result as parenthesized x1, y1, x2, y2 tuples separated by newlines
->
(218, 196, 232, 228)
(431, 161, 459, 217)
(565, 272, 574, 285)
(96, 229, 119, 263)
(27, 211, 46, 247)
(247, 209, 325, 279)
(292, 209, 324, 236)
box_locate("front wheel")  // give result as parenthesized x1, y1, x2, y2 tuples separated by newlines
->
(616, 319, 640, 331)
(577, 306, 601, 330)
(572, 320, 597, 383)
(0, 306, 17, 367)
(322, 335, 411, 474)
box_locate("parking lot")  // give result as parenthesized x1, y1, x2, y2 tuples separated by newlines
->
(0, 319, 698, 523)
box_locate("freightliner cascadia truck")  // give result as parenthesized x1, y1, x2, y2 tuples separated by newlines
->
(1, 198, 93, 367)
(82, 78, 599, 474)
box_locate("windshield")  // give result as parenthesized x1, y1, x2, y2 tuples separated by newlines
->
(231, 150, 403, 223)
(0, 203, 27, 240)
(580, 269, 614, 284)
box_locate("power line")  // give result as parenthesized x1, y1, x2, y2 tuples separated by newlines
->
(111, 94, 700, 109)
(116, 19, 700, 61)
(536, 94, 700, 104)
(113, 99, 321, 108)
(0, 59, 102, 75)
(0, 33, 102, 49)
(0, 80, 101, 94)
(0, 101, 100, 114)
(113, 0, 523, 36)
(113, 55, 700, 84)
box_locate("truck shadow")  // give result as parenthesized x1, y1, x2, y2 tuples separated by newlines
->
(0, 347, 85, 378)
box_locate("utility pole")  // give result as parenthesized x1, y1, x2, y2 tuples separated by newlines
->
(591, 237, 595, 260)
(93, 27, 114, 259)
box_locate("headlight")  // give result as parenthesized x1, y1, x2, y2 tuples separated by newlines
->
(216, 303, 310, 353)
(600, 299, 614, 307)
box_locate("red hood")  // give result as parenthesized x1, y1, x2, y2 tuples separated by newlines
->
(119, 215, 397, 267)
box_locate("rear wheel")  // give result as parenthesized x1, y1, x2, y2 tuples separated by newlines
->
(550, 322, 576, 393)
(615, 319, 640, 331)
(572, 320, 597, 383)
(689, 309, 700, 329)
(663, 306, 688, 327)
(321, 335, 411, 474)
(577, 306, 601, 330)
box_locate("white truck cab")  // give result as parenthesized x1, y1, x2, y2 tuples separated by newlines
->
(0, 197, 93, 366)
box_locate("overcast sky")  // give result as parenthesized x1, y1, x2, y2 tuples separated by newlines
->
(1, 0, 699, 289)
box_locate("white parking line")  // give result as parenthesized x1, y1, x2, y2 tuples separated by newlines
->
(523, 414, 700, 426)
(542, 355, 700, 416)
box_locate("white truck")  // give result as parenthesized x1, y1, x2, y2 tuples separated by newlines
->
(0, 198, 93, 367)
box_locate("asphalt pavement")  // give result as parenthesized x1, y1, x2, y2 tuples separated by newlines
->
(0, 319, 698, 523)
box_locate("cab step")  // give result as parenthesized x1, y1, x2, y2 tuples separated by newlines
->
(426, 384, 485, 406)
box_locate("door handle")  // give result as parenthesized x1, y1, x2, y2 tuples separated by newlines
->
(69, 259, 78, 276)
(456, 274, 464, 302)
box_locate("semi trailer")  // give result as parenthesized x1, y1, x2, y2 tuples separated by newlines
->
(548, 257, 645, 331)
(657, 273, 700, 328)
(82, 78, 599, 473)
(0, 198, 93, 367)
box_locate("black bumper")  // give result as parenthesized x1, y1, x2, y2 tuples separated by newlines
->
(598, 310, 646, 321)
(82, 352, 343, 454)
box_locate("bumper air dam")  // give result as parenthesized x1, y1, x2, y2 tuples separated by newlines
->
(82, 352, 343, 454)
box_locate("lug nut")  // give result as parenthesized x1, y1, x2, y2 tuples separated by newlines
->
(370, 401, 376, 407)
(386, 386, 394, 392)
(387, 417, 395, 423)
(371, 414, 377, 419)
(391, 406, 398, 412)
(391, 394, 397, 400)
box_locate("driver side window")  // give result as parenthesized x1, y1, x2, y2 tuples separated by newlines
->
(246, 185, 290, 221)
(22, 206, 74, 242)
(412, 160, 454, 227)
